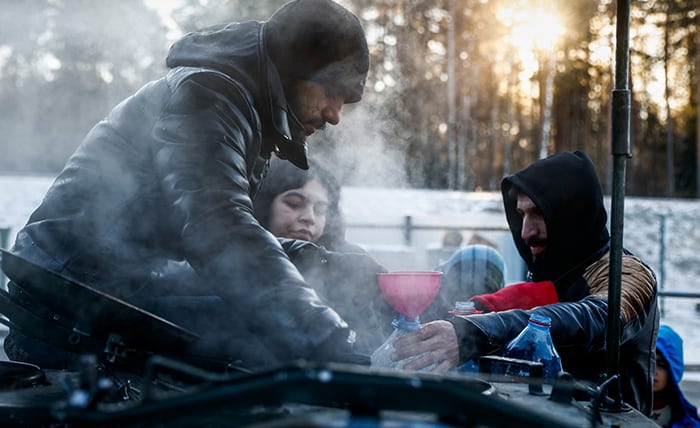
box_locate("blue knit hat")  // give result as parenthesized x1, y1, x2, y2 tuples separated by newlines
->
(439, 244, 506, 298)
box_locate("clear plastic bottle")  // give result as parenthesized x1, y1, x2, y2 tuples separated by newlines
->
(450, 300, 478, 317)
(370, 315, 436, 371)
(501, 314, 562, 381)
(450, 301, 479, 373)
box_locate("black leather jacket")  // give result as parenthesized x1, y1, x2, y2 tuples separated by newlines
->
(449, 152, 658, 415)
(6, 21, 357, 369)
(279, 238, 395, 356)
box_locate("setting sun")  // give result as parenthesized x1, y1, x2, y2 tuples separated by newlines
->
(497, 5, 564, 78)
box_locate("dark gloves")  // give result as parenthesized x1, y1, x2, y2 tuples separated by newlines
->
(469, 281, 559, 313)
(279, 238, 387, 302)
(279, 238, 393, 355)
(278, 237, 322, 267)
(305, 249, 394, 356)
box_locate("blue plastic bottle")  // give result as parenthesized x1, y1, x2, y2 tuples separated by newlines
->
(502, 314, 562, 381)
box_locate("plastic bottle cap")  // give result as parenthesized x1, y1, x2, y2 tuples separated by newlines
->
(528, 314, 552, 327)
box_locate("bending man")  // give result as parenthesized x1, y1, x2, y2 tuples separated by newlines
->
(3, 0, 370, 371)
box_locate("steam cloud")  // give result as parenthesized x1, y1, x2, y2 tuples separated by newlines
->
(310, 104, 409, 188)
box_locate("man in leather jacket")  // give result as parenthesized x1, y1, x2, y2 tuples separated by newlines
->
(3, 0, 370, 370)
(391, 151, 659, 415)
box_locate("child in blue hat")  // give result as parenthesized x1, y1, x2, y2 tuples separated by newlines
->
(652, 325, 700, 427)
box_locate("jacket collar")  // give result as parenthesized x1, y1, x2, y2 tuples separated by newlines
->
(260, 23, 308, 169)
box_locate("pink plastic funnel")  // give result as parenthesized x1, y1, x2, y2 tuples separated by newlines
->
(377, 271, 442, 318)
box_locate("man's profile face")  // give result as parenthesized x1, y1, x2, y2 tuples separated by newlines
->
(516, 193, 548, 263)
(285, 80, 345, 142)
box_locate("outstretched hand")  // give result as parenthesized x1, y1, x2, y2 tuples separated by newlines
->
(391, 320, 460, 372)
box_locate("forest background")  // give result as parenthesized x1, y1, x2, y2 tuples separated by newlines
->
(0, 0, 698, 198)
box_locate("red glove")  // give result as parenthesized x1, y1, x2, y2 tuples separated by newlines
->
(469, 281, 559, 313)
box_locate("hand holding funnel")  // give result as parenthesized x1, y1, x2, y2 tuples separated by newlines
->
(371, 271, 442, 370)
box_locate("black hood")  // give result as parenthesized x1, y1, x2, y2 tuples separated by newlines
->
(501, 151, 610, 283)
(166, 22, 264, 99)
(165, 21, 309, 169)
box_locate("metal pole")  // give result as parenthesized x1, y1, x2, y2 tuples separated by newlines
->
(606, 0, 631, 411)
(658, 214, 666, 316)
(403, 216, 413, 246)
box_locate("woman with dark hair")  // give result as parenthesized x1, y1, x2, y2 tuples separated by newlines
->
(254, 156, 395, 354)
(253, 156, 356, 252)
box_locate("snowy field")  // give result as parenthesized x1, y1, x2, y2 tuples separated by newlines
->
(1, 174, 700, 371)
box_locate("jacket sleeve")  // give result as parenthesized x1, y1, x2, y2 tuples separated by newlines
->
(451, 253, 657, 362)
(449, 296, 609, 364)
(278, 238, 394, 354)
(583, 253, 657, 325)
(151, 71, 356, 362)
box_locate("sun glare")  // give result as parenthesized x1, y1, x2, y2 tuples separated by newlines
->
(497, 5, 564, 78)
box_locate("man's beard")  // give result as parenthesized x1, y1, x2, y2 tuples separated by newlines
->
(532, 251, 546, 266)
(286, 103, 326, 142)
(286, 103, 306, 141)
(526, 237, 547, 266)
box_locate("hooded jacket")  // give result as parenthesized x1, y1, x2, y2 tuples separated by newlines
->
(654, 325, 700, 427)
(448, 151, 658, 414)
(5, 21, 359, 369)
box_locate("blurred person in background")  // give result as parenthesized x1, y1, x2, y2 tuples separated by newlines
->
(390, 151, 658, 415)
(2, 0, 371, 371)
(651, 325, 700, 427)
(422, 244, 506, 322)
(441, 229, 464, 248)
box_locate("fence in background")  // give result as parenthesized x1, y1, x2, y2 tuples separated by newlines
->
(2, 214, 699, 301)
(345, 215, 700, 307)
(343, 214, 526, 283)
(347, 215, 511, 247)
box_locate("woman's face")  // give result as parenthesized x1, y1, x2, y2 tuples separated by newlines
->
(267, 179, 329, 243)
